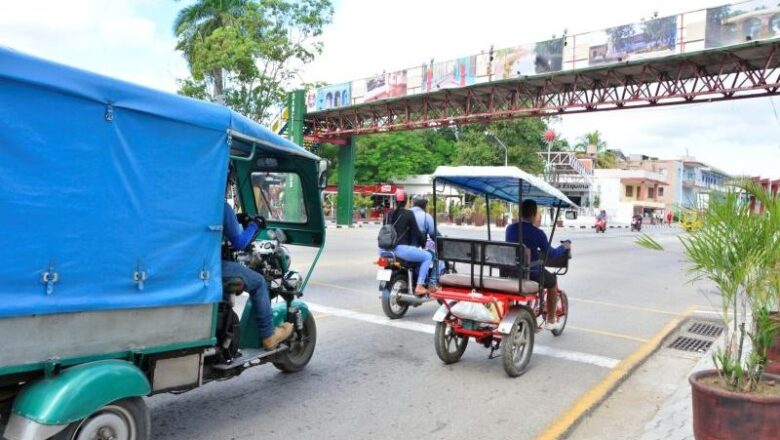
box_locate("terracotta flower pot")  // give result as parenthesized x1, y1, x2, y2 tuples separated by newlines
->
(690, 369, 780, 440)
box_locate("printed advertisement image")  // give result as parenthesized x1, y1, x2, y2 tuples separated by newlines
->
(705, 0, 780, 49)
(533, 37, 566, 73)
(492, 45, 535, 80)
(365, 70, 408, 102)
(588, 15, 677, 66)
(421, 56, 477, 93)
(315, 83, 351, 111)
(491, 38, 565, 80)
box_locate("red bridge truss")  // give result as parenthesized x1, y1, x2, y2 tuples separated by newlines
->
(305, 41, 780, 141)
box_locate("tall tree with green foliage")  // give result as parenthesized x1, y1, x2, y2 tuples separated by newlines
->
(174, 0, 333, 122)
(455, 119, 550, 173)
(319, 119, 555, 184)
(573, 130, 618, 168)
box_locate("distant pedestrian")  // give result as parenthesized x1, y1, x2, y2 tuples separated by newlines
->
(666, 211, 673, 227)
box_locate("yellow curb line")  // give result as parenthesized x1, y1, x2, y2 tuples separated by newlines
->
(535, 305, 697, 440)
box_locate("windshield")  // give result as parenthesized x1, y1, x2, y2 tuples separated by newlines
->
(251, 171, 307, 223)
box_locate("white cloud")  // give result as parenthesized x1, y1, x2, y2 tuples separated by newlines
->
(0, 0, 187, 92)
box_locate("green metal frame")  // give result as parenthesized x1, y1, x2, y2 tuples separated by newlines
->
(11, 360, 150, 425)
(238, 299, 310, 349)
(336, 137, 356, 226)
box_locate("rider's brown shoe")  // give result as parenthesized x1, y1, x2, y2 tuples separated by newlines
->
(414, 285, 428, 297)
(261, 322, 294, 350)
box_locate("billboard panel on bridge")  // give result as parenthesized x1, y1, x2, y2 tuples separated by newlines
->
(492, 38, 565, 80)
(365, 70, 408, 102)
(705, 1, 780, 48)
(314, 82, 351, 111)
(587, 15, 677, 66)
(421, 56, 477, 92)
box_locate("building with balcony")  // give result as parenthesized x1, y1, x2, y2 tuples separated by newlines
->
(620, 155, 730, 210)
(593, 169, 668, 223)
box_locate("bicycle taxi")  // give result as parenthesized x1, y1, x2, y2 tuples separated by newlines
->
(429, 166, 574, 377)
(0, 48, 326, 439)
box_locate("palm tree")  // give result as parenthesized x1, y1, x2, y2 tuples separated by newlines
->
(173, 0, 249, 98)
(572, 130, 617, 168)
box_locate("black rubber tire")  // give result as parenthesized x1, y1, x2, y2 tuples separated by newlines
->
(501, 308, 535, 377)
(434, 320, 468, 364)
(381, 274, 409, 319)
(53, 397, 150, 440)
(273, 312, 317, 373)
(552, 291, 568, 337)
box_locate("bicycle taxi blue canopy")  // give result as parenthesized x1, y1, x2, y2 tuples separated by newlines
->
(0, 47, 318, 318)
(431, 166, 576, 208)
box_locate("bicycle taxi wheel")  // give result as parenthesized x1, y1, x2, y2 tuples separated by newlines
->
(501, 307, 535, 377)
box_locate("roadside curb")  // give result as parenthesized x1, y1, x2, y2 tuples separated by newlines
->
(638, 314, 731, 440)
(535, 306, 697, 440)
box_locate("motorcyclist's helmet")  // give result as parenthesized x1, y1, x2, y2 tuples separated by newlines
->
(412, 194, 428, 210)
(395, 189, 407, 203)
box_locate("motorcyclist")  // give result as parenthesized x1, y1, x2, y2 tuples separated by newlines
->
(505, 199, 571, 330)
(222, 166, 293, 350)
(410, 194, 444, 286)
(382, 190, 433, 296)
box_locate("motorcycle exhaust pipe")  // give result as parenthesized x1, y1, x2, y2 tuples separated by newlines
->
(397, 293, 428, 305)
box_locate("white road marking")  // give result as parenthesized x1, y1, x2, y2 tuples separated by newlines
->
(307, 302, 620, 369)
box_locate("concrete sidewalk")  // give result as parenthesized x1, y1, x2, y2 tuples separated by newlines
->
(565, 313, 725, 440)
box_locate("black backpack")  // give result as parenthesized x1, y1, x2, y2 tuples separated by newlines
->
(377, 210, 403, 250)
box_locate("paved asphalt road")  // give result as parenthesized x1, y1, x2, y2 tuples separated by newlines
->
(147, 224, 718, 440)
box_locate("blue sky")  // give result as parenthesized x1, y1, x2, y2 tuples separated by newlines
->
(1, 0, 777, 177)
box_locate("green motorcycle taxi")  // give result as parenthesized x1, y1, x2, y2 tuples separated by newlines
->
(0, 48, 326, 440)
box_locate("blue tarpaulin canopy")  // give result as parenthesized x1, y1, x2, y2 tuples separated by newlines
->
(0, 47, 316, 318)
(433, 166, 577, 208)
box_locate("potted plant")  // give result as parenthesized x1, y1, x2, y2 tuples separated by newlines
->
(490, 200, 507, 227)
(638, 181, 780, 440)
(463, 207, 474, 225)
(473, 197, 486, 227)
(451, 204, 463, 226)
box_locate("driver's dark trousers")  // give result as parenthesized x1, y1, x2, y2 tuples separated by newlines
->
(222, 261, 274, 340)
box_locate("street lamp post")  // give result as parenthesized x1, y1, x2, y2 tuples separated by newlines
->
(484, 131, 508, 166)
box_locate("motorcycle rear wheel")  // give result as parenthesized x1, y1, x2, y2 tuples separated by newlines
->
(381, 274, 410, 319)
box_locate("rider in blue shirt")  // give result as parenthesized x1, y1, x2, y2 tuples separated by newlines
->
(505, 199, 570, 330)
(222, 168, 292, 350)
(410, 194, 443, 285)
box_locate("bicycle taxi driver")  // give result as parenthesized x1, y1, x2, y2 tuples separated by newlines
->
(505, 199, 571, 330)
(222, 165, 293, 350)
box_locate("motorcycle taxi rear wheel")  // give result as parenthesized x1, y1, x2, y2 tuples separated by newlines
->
(272, 312, 317, 373)
(381, 274, 410, 319)
(434, 320, 469, 364)
(501, 308, 535, 377)
(53, 397, 150, 440)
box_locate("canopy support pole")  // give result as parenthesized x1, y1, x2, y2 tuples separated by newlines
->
(432, 177, 439, 281)
(486, 194, 491, 241)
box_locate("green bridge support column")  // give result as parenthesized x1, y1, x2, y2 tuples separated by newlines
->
(285, 90, 305, 222)
(336, 137, 356, 227)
